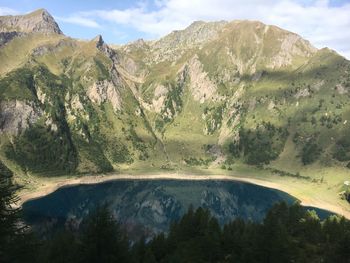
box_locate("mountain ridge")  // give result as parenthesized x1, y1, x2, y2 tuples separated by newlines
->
(0, 8, 62, 35)
(0, 9, 349, 213)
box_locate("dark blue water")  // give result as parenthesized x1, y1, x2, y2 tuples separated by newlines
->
(22, 180, 332, 238)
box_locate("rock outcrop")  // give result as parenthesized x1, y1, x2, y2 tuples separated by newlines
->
(152, 84, 168, 113)
(149, 21, 227, 63)
(0, 100, 42, 135)
(185, 55, 217, 103)
(0, 31, 23, 47)
(87, 80, 122, 111)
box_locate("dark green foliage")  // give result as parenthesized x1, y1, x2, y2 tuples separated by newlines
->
(320, 114, 342, 128)
(126, 127, 149, 160)
(94, 58, 110, 81)
(234, 122, 289, 165)
(34, 65, 65, 95)
(105, 140, 133, 164)
(164, 81, 183, 118)
(0, 68, 36, 100)
(61, 58, 70, 68)
(333, 136, 350, 162)
(37, 231, 80, 263)
(132, 203, 350, 263)
(294, 133, 322, 165)
(74, 136, 113, 173)
(79, 205, 130, 263)
(257, 202, 304, 263)
(6, 123, 78, 174)
(311, 116, 317, 125)
(5, 199, 350, 263)
(36, 205, 130, 263)
(266, 167, 310, 179)
(184, 157, 214, 166)
(2, 65, 82, 175)
(0, 161, 18, 261)
(204, 105, 224, 134)
(155, 80, 184, 131)
(301, 139, 322, 165)
(133, 206, 222, 263)
(0, 160, 12, 177)
(0, 161, 37, 263)
(343, 188, 350, 203)
(154, 118, 165, 131)
(228, 140, 241, 157)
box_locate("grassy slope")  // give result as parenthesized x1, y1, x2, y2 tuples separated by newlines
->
(0, 25, 350, 216)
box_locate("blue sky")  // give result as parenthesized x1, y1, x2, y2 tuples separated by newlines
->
(0, 0, 350, 58)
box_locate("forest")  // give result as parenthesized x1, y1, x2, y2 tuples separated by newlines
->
(2, 163, 350, 263)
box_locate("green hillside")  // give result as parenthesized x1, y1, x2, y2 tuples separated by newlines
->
(1, 9, 350, 210)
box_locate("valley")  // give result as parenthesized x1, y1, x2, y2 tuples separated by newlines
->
(0, 9, 350, 220)
(2, 4, 350, 262)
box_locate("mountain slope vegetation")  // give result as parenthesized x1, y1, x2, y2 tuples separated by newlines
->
(0, 9, 350, 206)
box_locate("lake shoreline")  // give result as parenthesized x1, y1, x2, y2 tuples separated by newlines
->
(17, 173, 350, 219)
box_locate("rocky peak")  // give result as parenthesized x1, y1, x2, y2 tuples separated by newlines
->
(0, 8, 62, 34)
(145, 20, 227, 63)
(147, 19, 317, 68)
(120, 38, 151, 55)
(92, 34, 104, 48)
(209, 20, 318, 73)
(91, 34, 118, 63)
(128, 38, 149, 49)
(186, 20, 226, 32)
(153, 20, 227, 50)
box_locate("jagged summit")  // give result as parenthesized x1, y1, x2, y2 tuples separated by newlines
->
(153, 20, 227, 50)
(26, 8, 49, 17)
(0, 8, 62, 34)
(122, 38, 150, 52)
(187, 20, 227, 28)
(92, 34, 104, 47)
(128, 38, 148, 47)
(139, 19, 317, 71)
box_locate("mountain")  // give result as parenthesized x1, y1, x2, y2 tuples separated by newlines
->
(0, 9, 349, 189)
(0, 9, 62, 48)
(0, 9, 62, 34)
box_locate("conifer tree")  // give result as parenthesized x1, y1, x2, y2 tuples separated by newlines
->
(0, 161, 36, 263)
(79, 204, 130, 263)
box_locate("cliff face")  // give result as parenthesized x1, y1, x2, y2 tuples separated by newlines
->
(0, 100, 42, 135)
(0, 9, 62, 34)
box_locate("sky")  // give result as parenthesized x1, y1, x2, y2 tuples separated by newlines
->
(0, 0, 349, 58)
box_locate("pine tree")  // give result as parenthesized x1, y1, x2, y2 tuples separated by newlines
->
(79, 204, 130, 263)
(0, 161, 36, 263)
(37, 230, 79, 263)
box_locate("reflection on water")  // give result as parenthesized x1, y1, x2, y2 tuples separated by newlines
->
(22, 180, 331, 239)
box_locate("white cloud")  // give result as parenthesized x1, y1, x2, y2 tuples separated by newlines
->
(56, 15, 101, 29)
(0, 6, 18, 16)
(77, 0, 350, 59)
(3, 1, 348, 58)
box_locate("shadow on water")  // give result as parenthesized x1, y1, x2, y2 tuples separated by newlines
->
(22, 180, 332, 239)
